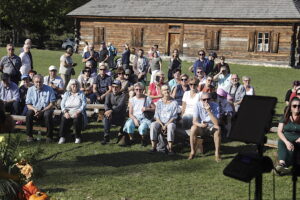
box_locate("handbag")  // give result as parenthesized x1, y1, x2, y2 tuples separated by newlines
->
(8, 57, 21, 81)
(143, 96, 154, 120)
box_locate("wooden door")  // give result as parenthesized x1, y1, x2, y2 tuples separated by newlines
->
(168, 33, 181, 55)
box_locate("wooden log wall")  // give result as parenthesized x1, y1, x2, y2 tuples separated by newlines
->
(78, 19, 293, 64)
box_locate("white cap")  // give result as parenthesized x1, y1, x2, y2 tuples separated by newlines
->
(49, 65, 57, 71)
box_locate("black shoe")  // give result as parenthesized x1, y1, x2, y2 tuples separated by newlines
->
(148, 148, 157, 154)
(101, 136, 110, 145)
(275, 163, 290, 176)
(141, 139, 147, 147)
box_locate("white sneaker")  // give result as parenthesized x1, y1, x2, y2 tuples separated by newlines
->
(58, 137, 65, 144)
(75, 138, 81, 144)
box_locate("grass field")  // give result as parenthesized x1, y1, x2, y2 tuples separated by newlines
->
(1, 48, 300, 199)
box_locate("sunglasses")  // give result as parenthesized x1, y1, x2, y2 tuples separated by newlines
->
(181, 79, 188, 81)
(8, 48, 14, 51)
(124, 74, 129, 76)
(189, 83, 197, 86)
(197, 71, 203, 74)
(118, 73, 124, 75)
(292, 104, 300, 108)
(199, 53, 204, 56)
(99, 69, 105, 71)
(202, 98, 210, 101)
(84, 70, 91, 73)
(297, 93, 300, 95)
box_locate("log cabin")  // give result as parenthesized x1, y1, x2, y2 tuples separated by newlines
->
(68, 0, 300, 67)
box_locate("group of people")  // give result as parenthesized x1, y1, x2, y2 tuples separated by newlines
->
(0, 39, 258, 162)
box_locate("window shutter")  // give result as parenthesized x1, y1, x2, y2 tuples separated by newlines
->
(270, 32, 279, 53)
(93, 27, 105, 45)
(212, 30, 220, 50)
(132, 27, 144, 47)
(205, 30, 213, 50)
(248, 32, 256, 52)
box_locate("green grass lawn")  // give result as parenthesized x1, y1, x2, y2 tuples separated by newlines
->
(1, 48, 300, 199)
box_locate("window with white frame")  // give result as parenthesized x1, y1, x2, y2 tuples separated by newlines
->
(257, 32, 269, 52)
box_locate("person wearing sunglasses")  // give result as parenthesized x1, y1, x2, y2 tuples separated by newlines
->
(78, 67, 96, 103)
(275, 97, 300, 175)
(188, 92, 221, 162)
(189, 50, 209, 76)
(0, 44, 22, 84)
(198, 75, 215, 93)
(171, 74, 190, 106)
(123, 82, 155, 146)
(115, 67, 129, 93)
(181, 78, 200, 130)
(93, 63, 112, 104)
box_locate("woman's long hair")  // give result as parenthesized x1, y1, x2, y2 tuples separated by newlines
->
(284, 97, 300, 124)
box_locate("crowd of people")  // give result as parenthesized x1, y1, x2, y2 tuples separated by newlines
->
(0, 39, 259, 162)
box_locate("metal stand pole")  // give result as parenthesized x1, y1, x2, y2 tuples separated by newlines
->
(255, 144, 263, 200)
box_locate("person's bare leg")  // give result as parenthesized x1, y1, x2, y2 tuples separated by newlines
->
(188, 125, 199, 160)
(213, 128, 221, 162)
(196, 138, 204, 154)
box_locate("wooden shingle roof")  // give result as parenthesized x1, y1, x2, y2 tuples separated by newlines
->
(68, 0, 300, 19)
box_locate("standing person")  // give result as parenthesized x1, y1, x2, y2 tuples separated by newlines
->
(107, 42, 117, 69)
(82, 41, 89, 56)
(19, 44, 32, 75)
(0, 73, 20, 115)
(44, 65, 65, 107)
(102, 80, 128, 145)
(129, 48, 137, 69)
(168, 49, 182, 81)
(99, 42, 109, 64)
(121, 43, 131, 69)
(25, 74, 56, 142)
(133, 49, 149, 84)
(188, 92, 221, 161)
(123, 82, 155, 146)
(149, 85, 178, 154)
(227, 74, 246, 112)
(213, 56, 230, 75)
(149, 51, 162, 83)
(242, 76, 255, 96)
(82, 43, 99, 74)
(20, 39, 33, 69)
(58, 79, 87, 144)
(147, 47, 154, 60)
(275, 97, 300, 175)
(153, 44, 160, 56)
(189, 50, 210, 76)
(207, 52, 217, 75)
(0, 44, 22, 84)
(93, 64, 112, 104)
(59, 47, 77, 89)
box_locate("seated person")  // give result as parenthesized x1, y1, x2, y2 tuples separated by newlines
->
(58, 79, 87, 144)
(198, 75, 215, 93)
(123, 82, 155, 146)
(28, 69, 37, 84)
(78, 67, 96, 103)
(285, 80, 300, 105)
(115, 67, 129, 93)
(0, 100, 15, 133)
(93, 64, 112, 104)
(195, 68, 206, 85)
(25, 74, 56, 142)
(44, 65, 64, 107)
(181, 78, 200, 130)
(149, 85, 178, 155)
(168, 68, 181, 92)
(147, 71, 165, 104)
(226, 74, 246, 112)
(18, 75, 32, 121)
(171, 74, 190, 106)
(124, 69, 136, 86)
(213, 65, 231, 91)
(276, 97, 300, 175)
(188, 92, 221, 162)
(0, 73, 20, 115)
(102, 80, 128, 145)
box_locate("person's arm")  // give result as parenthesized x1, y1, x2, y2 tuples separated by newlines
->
(42, 102, 54, 112)
(103, 52, 109, 62)
(159, 58, 162, 71)
(278, 122, 294, 151)
(112, 93, 127, 112)
(100, 85, 112, 100)
(0, 57, 5, 72)
(147, 85, 162, 99)
(12, 85, 20, 102)
(213, 71, 222, 81)
(60, 92, 67, 112)
(171, 86, 177, 99)
(234, 85, 246, 106)
(181, 101, 186, 116)
(78, 92, 87, 112)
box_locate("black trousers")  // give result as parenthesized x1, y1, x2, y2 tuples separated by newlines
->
(26, 109, 53, 138)
(103, 113, 125, 137)
(59, 113, 83, 138)
(4, 101, 20, 115)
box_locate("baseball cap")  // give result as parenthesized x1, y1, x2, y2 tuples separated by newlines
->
(112, 80, 121, 87)
(21, 74, 29, 80)
(48, 65, 57, 71)
(1, 73, 10, 81)
(209, 52, 218, 58)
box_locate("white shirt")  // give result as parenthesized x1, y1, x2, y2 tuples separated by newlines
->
(59, 54, 73, 75)
(19, 52, 31, 75)
(182, 91, 200, 115)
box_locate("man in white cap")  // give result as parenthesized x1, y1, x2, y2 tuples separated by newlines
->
(44, 65, 64, 107)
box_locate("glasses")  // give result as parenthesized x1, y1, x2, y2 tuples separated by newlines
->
(207, 79, 212, 82)
(118, 73, 124, 75)
(202, 98, 210, 101)
(199, 53, 204, 56)
(189, 83, 197, 86)
(181, 79, 188, 81)
(8, 48, 14, 51)
(124, 74, 129, 76)
(243, 80, 250, 82)
(292, 104, 300, 108)
(232, 78, 239, 80)
(99, 69, 105, 71)
(197, 71, 203, 74)
(135, 88, 143, 91)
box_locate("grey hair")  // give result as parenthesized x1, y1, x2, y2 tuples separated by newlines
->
(161, 84, 170, 91)
(242, 76, 251, 81)
(66, 47, 73, 54)
(133, 82, 145, 90)
(33, 74, 44, 83)
(66, 79, 80, 92)
(200, 92, 211, 99)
